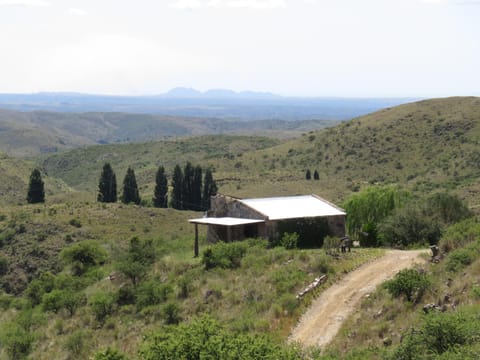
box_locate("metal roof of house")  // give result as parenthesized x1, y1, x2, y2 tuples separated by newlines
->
(239, 194, 345, 220)
(189, 217, 265, 226)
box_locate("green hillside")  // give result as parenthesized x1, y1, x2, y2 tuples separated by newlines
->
(37, 97, 480, 206)
(0, 153, 71, 206)
(0, 109, 335, 157)
(1, 97, 480, 359)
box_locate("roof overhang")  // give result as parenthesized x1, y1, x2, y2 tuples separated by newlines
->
(189, 217, 265, 227)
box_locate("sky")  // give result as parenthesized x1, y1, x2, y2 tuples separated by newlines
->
(0, 0, 479, 97)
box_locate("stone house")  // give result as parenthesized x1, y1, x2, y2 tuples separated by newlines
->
(189, 194, 346, 256)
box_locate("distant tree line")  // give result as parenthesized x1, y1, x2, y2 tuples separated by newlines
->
(97, 162, 217, 210)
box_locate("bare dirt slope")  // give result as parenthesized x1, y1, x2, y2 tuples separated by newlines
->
(289, 249, 428, 349)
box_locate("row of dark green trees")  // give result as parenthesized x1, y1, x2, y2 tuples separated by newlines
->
(97, 162, 217, 210)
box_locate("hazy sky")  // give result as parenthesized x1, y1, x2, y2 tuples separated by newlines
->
(0, 0, 479, 97)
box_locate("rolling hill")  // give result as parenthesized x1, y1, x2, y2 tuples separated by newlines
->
(35, 97, 480, 207)
(1, 97, 480, 359)
(0, 109, 335, 157)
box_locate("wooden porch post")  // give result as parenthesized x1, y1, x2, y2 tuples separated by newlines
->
(194, 223, 199, 257)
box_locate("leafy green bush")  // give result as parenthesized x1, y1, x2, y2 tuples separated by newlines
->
(117, 237, 156, 287)
(425, 192, 472, 225)
(280, 232, 298, 250)
(379, 204, 441, 247)
(322, 235, 339, 253)
(438, 218, 480, 253)
(90, 292, 116, 323)
(384, 268, 430, 302)
(391, 305, 480, 359)
(0, 322, 34, 359)
(445, 248, 476, 272)
(162, 302, 182, 325)
(201, 242, 248, 270)
(60, 241, 108, 276)
(64, 329, 93, 358)
(136, 280, 172, 309)
(41, 289, 86, 316)
(138, 315, 303, 360)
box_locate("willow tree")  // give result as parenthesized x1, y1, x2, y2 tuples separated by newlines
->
(343, 186, 409, 246)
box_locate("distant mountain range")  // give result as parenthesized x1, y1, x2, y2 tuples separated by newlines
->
(0, 89, 419, 121)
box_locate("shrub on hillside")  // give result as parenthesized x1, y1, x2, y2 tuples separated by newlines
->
(446, 247, 477, 272)
(90, 292, 116, 323)
(42, 289, 86, 316)
(136, 280, 172, 310)
(438, 218, 480, 253)
(280, 232, 298, 250)
(391, 305, 480, 359)
(138, 315, 303, 360)
(378, 204, 441, 247)
(201, 242, 248, 270)
(0, 322, 34, 359)
(384, 268, 430, 303)
(60, 241, 108, 276)
(425, 192, 472, 225)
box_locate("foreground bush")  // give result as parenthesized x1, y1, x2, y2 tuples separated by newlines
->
(384, 268, 430, 303)
(202, 242, 248, 270)
(138, 316, 303, 360)
(0, 322, 34, 359)
(391, 305, 480, 359)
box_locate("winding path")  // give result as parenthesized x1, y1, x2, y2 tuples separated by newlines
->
(289, 249, 428, 349)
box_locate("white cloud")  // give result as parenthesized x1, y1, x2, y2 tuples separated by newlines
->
(68, 8, 88, 16)
(0, 0, 50, 6)
(171, 0, 286, 9)
(420, 0, 448, 3)
(208, 0, 286, 8)
(169, 0, 202, 9)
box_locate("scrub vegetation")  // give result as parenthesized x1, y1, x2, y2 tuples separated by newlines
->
(1, 97, 480, 358)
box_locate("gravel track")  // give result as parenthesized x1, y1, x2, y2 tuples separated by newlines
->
(289, 249, 428, 349)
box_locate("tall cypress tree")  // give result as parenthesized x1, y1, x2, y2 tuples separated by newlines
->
(202, 168, 217, 210)
(305, 169, 312, 180)
(153, 166, 168, 208)
(183, 162, 194, 210)
(192, 165, 203, 210)
(122, 167, 141, 205)
(98, 163, 117, 203)
(171, 164, 183, 210)
(27, 168, 45, 204)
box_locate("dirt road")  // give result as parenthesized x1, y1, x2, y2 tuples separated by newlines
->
(289, 249, 428, 349)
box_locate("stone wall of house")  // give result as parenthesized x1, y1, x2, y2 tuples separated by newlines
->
(327, 215, 346, 238)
